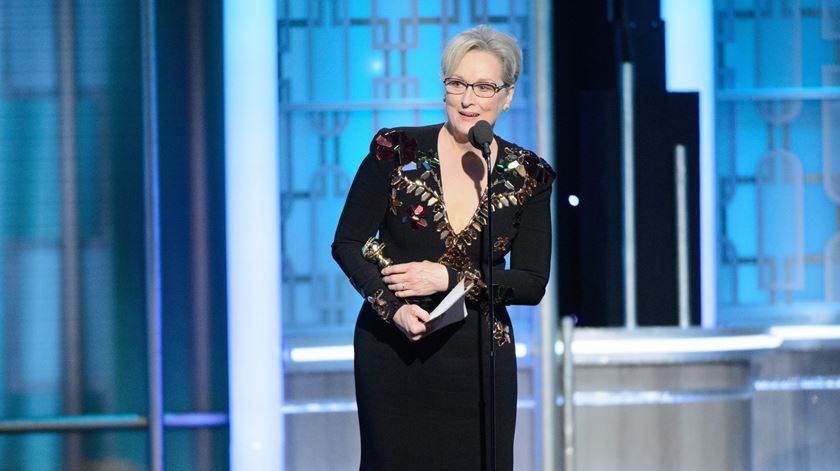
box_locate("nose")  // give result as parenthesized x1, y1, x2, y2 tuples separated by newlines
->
(460, 86, 477, 106)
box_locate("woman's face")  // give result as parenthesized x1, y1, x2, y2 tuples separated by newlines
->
(444, 49, 515, 141)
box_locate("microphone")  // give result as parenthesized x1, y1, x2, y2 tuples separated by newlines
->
(468, 120, 493, 161)
(468, 121, 497, 469)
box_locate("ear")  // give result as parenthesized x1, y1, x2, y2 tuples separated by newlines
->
(502, 84, 515, 111)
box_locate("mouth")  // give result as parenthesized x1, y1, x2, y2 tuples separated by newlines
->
(458, 110, 480, 119)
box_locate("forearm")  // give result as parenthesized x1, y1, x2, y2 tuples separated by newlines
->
(489, 177, 553, 306)
(331, 152, 400, 321)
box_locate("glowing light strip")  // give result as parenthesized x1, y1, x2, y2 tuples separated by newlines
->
(565, 389, 752, 407)
(282, 401, 358, 415)
(769, 325, 840, 340)
(224, 1, 282, 469)
(278, 388, 756, 417)
(290, 333, 793, 363)
(281, 398, 542, 414)
(289, 345, 354, 363)
(555, 334, 782, 355)
(289, 343, 529, 362)
(291, 331, 808, 363)
(754, 376, 840, 391)
(717, 87, 840, 101)
(270, 377, 840, 417)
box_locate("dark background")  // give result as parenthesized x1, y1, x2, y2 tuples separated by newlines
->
(552, 0, 701, 326)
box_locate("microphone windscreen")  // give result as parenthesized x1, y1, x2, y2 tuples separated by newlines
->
(468, 120, 493, 150)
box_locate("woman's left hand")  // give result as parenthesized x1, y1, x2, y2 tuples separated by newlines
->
(382, 261, 449, 298)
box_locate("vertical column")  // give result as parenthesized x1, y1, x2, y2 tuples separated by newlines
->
(533, 0, 558, 469)
(140, 0, 164, 469)
(561, 317, 576, 471)
(675, 145, 691, 328)
(663, 0, 716, 326)
(57, 0, 82, 468)
(621, 62, 637, 328)
(224, 1, 283, 469)
(186, 0, 212, 468)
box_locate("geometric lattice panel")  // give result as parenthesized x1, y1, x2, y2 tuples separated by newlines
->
(278, 0, 538, 336)
(716, 0, 840, 324)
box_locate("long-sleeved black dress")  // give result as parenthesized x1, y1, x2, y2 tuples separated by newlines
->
(332, 123, 554, 470)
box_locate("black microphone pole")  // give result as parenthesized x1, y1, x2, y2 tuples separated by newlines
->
(469, 120, 496, 471)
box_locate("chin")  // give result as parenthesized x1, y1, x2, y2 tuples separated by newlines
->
(452, 123, 473, 140)
(452, 118, 480, 136)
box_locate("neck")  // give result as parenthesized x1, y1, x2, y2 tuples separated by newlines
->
(440, 122, 497, 172)
(443, 121, 484, 154)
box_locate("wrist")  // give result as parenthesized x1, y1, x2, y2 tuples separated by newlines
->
(442, 264, 459, 291)
(366, 289, 399, 323)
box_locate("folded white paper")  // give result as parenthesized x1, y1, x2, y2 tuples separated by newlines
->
(424, 279, 473, 334)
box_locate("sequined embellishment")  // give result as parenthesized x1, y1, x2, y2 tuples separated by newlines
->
(402, 204, 428, 229)
(389, 188, 402, 215)
(496, 146, 555, 184)
(366, 289, 393, 323)
(379, 138, 553, 341)
(494, 236, 511, 253)
(493, 320, 512, 346)
(416, 151, 440, 170)
(373, 129, 417, 166)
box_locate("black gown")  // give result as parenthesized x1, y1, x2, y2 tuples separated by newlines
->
(332, 123, 554, 470)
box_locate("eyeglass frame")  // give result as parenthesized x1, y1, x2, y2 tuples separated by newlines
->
(442, 78, 512, 98)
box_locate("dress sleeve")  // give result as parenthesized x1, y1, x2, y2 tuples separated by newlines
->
(491, 175, 554, 306)
(331, 151, 402, 322)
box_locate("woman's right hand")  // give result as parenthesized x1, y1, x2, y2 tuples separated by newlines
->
(392, 304, 430, 342)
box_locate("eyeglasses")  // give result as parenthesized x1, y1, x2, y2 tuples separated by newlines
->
(443, 78, 511, 98)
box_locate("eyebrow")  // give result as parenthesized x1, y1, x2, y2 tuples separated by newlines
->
(448, 75, 501, 83)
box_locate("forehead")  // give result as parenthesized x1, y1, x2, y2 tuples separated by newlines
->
(451, 49, 503, 81)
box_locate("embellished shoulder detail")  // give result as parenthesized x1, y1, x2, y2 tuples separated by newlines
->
(490, 145, 555, 207)
(496, 145, 555, 184)
(370, 125, 442, 170)
(373, 128, 444, 230)
(372, 128, 418, 167)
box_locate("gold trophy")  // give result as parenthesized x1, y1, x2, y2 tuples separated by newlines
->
(361, 237, 393, 268)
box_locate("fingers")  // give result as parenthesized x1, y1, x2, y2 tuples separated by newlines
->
(381, 262, 413, 276)
(383, 279, 410, 297)
(382, 269, 413, 297)
(384, 277, 407, 293)
(405, 307, 428, 334)
(382, 261, 448, 297)
(407, 319, 427, 339)
(414, 309, 430, 323)
(395, 283, 415, 298)
(394, 304, 429, 342)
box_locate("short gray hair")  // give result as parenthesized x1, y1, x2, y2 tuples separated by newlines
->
(440, 25, 522, 85)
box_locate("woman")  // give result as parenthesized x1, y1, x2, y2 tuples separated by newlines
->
(332, 25, 554, 470)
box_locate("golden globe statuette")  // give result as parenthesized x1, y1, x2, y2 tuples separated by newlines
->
(361, 237, 393, 268)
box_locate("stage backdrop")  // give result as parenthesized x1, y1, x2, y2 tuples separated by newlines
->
(277, 1, 542, 343)
(276, 3, 549, 469)
(715, 0, 840, 325)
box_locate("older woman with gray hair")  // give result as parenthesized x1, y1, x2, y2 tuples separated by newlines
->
(333, 24, 554, 470)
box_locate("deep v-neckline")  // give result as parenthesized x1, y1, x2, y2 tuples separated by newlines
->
(434, 127, 496, 237)
(440, 185, 487, 237)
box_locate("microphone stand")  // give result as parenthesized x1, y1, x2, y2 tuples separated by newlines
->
(479, 139, 496, 471)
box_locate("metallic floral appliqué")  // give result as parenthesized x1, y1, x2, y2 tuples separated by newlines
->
(373, 129, 417, 166)
(494, 236, 511, 254)
(402, 204, 428, 229)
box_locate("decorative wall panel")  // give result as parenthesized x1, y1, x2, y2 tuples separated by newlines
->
(279, 0, 538, 337)
(716, 0, 840, 323)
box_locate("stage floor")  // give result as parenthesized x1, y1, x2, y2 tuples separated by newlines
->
(284, 326, 840, 470)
